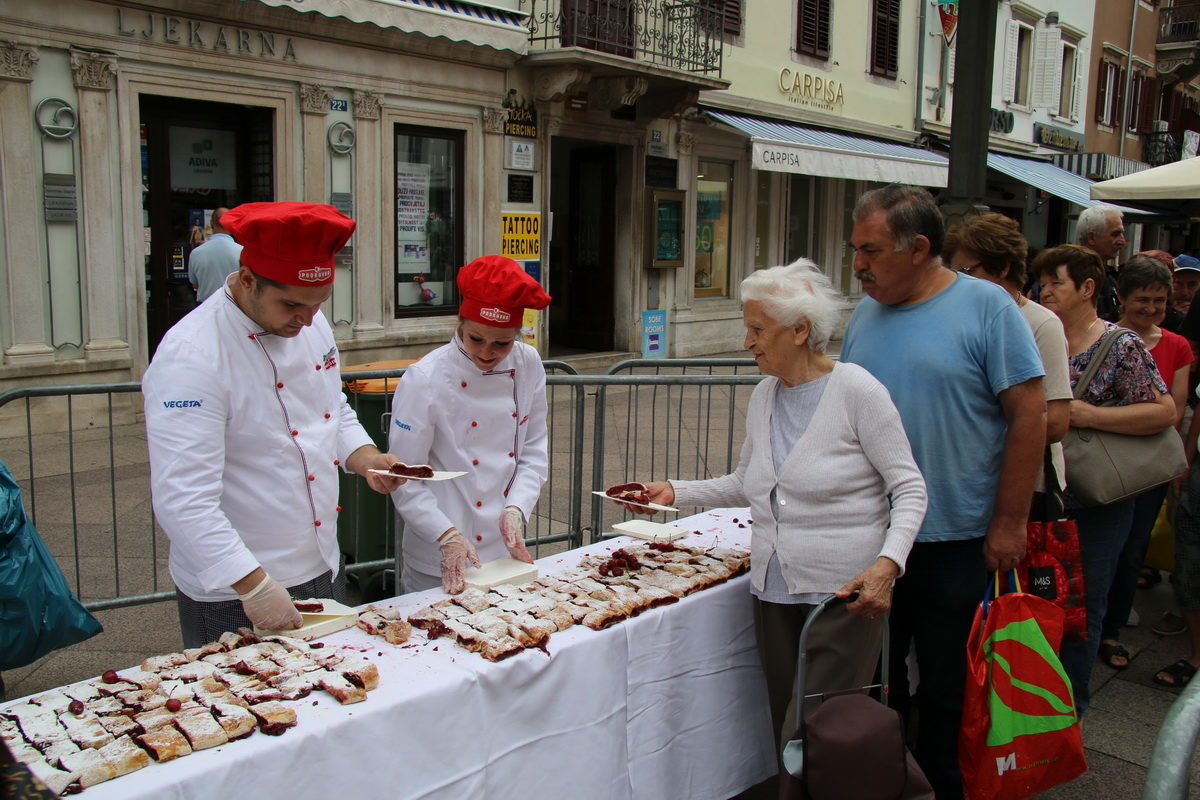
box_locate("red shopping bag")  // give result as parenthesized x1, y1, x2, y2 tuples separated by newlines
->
(959, 575, 1087, 800)
(1016, 520, 1087, 642)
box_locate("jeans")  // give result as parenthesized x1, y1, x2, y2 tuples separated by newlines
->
(889, 538, 986, 800)
(1102, 484, 1167, 641)
(1059, 498, 1135, 713)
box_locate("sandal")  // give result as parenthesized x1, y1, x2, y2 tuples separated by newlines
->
(1099, 640, 1131, 670)
(1154, 659, 1198, 688)
(1138, 568, 1162, 589)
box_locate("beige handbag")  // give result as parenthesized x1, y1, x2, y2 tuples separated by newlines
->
(1061, 328, 1187, 507)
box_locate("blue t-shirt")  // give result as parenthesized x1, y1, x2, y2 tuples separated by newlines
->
(840, 274, 1044, 542)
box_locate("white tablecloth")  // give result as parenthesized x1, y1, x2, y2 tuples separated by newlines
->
(52, 509, 776, 799)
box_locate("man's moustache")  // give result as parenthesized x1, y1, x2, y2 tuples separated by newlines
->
(854, 271, 875, 282)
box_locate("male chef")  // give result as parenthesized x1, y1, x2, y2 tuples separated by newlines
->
(144, 201, 405, 647)
(389, 255, 551, 594)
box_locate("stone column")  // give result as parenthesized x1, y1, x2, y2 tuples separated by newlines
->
(483, 107, 506, 251)
(351, 90, 385, 338)
(299, 84, 330, 204)
(0, 41, 53, 364)
(71, 48, 129, 356)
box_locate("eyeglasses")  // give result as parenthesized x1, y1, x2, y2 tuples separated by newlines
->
(956, 263, 984, 276)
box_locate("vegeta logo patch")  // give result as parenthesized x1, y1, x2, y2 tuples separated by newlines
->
(393, 419, 412, 431)
(162, 400, 203, 409)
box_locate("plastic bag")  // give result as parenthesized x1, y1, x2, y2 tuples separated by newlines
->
(0, 458, 101, 671)
(959, 574, 1086, 800)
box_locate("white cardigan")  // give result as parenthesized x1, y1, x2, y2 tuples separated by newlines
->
(671, 361, 927, 595)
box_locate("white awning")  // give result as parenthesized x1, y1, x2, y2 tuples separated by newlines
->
(707, 111, 948, 187)
(1091, 156, 1200, 202)
(244, 0, 529, 53)
(987, 152, 1155, 216)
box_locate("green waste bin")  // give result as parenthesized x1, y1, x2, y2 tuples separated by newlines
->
(337, 361, 413, 587)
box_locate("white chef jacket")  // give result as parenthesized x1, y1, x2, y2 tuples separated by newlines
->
(388, 337, 549, 578)
(143, 286, 374, 601)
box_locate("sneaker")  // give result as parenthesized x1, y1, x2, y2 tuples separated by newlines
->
(1153, 612, 1187, 636)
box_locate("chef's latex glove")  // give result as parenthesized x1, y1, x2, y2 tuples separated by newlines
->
(238, 575, 303, 631)
(500, 506, 534, 564)
(438, 528, 482, 595)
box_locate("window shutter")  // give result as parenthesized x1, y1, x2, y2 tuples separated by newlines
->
(797, 0, 831, 59)
(1095, 60, 1109, 123)
(1002, 20, 1020, 103)
(1072, 45, 1086, 120)
(722, 0, 741, 35)
(948, 42, 956, 85)
(1138, 75, 1159, 131)
(1030, 24, 1063, 109)
(1113, 66, 1126, 128)
(870, 0, 901, 78)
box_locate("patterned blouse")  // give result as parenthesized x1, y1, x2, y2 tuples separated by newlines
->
(1068, 321, 1168, 406)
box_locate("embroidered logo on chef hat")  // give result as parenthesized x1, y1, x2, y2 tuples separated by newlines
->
(222, 201, 356, 286)
(458, 255, 551, 327)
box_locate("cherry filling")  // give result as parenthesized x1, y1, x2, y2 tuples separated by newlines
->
(293, 601, 324, 613)
(605, 482, 650, 505)
(388, 463, 435, 478)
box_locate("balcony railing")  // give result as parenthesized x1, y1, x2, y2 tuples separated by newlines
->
(1145, 130, 1183, 166)
(523, 0, 724, 75)
(1160, 2, 1200, 44)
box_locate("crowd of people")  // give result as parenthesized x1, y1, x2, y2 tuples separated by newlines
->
(136, 194, 1200, 800)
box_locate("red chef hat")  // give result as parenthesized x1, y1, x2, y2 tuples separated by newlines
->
(457, 255, 551, 327)
(222, 201, 355, 286)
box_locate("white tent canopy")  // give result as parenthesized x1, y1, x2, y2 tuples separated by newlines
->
(1090, 156, 1200, 201)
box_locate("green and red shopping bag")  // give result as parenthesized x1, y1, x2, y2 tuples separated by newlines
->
(959, 573, 1086, 800)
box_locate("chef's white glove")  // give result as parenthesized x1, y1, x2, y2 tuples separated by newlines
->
(500, 506, 534, 564)
(438, 528, 482, 595)
(238, 574, 303, 631)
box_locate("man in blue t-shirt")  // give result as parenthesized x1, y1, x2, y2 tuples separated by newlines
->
(841, 185, 1046, 800)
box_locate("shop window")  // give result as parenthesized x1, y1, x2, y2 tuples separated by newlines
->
(796, 0, 831, 60)
(869, 0, 900, 79)
(694, 160, 733, 299)
(394, 125, 463, 318)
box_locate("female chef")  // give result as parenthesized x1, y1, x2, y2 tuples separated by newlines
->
(389, 255, 552, 594)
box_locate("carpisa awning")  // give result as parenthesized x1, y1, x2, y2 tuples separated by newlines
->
(244, 0, 529, 53)
(707, 111, 948, 187)
(986, 152, 1152, 216)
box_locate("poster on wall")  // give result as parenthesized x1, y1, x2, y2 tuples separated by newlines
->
(396, 162, 431, 274)
(169, 127, 237, 190)
(937, 0, 959, 47)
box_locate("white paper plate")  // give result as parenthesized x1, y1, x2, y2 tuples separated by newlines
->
(253, 598, 358, 639)
(463, 558, 539, 590)
(592, 490, 678, 512)
(369, 468, 467, 481)
(612, 519, 689, 542)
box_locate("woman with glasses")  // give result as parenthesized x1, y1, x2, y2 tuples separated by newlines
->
(1035, 244, 1175, 712)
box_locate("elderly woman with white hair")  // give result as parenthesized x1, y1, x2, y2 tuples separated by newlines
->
(628, 260, 927, 753)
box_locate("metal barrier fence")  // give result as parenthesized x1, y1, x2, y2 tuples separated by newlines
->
(0, 359, 761, 610)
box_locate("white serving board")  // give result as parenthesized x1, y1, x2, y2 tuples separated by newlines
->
(592, 490, 678, 512)
(368, 468, 467, 481)
(463, 558, 539, 590)
(253, 598, 358, 640)
(612, 519, 690, 542)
